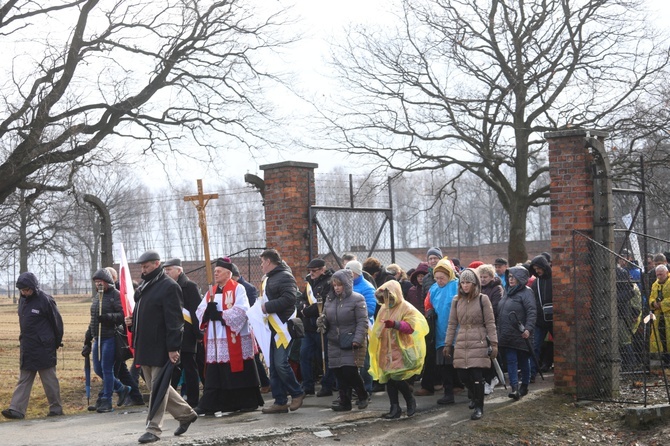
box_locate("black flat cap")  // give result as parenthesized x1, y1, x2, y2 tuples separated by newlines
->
(136, 250, 160, 264)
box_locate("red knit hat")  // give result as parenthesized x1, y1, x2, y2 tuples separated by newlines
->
(468, 261, 484, 269)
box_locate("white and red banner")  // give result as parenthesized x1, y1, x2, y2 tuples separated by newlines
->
(118, 243, 135, 355)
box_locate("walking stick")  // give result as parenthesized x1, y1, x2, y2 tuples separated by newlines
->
(318, 301, 326, 375)
(97, 283, 104, 359)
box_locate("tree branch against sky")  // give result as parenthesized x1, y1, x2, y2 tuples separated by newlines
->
(0, 0, 293, 205)
(316, 0, 669, 263)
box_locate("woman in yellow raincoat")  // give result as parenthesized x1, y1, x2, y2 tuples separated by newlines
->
(649, 264, 670, 365)
(369, 280, 429, 419)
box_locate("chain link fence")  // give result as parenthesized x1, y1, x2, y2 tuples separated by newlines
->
(574, 230, 670, 405)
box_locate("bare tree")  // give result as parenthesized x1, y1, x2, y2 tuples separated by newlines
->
(0, 0, 292, 206)
(316, 0, 669, 263)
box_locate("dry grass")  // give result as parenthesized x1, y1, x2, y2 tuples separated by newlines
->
(0, 295, 148, 422)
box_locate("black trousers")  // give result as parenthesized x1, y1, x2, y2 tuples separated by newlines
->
(333, 366, 367, 402)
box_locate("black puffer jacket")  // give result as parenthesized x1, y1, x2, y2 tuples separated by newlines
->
(16, 272, 64, 371)
(298, 269, 333, 333)
(530, 255, 553, 329)
(176, 272, 202, 354)
(86, 286, 123, 340)
(131, 267, 184, 367)
(497, 283, 537, 352)
(264, 262, 298, 324)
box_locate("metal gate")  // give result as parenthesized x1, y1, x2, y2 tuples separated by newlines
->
(573, 230, 670, 405)
(309, 176, 395, 269)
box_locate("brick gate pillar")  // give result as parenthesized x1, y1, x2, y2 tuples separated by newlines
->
(546, 129, 614, 394)
(260, 161, 318, 289)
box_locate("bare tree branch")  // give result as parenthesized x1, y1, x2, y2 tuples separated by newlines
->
(312, 0, 669, 262)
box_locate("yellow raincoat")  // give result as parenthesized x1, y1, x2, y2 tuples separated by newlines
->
(369, 280, 429, 383)
(649, 279, 670, 354)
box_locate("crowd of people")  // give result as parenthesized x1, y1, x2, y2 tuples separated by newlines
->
(5, 245, 670, 444)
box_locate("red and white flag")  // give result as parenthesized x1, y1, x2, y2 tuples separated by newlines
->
(118, 243, 135, 355)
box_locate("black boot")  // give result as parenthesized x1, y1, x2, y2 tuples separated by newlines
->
(519, 383, 528, 397)
(88, 397, 101, 412)
(470, 381, 485, 421)
(406, 395, 416, 417)
(437, 384, 455, 405)
(508, 384, 520, 401)
(96, 398, 114, 413)
(332, 388, 352, 412)
(382, 404, 402, 419)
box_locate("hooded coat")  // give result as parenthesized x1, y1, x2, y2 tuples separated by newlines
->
(427, 258, 459, 350)
(530, 255, 553, 329)
(369, 280, 429, 383)
(407, 262, 430, 314)
(497, 267, 537, 352)
(444, 268, 498, 370)
(16, 272, 64, 371)
(323, 269, 369, 368)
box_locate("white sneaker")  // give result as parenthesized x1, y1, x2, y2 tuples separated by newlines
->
(484, 383, 493, 395)
(491, 377, 500, 388)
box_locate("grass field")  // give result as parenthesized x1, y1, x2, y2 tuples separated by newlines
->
(0, 295, 149, 422)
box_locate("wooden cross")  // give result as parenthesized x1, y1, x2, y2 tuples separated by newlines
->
(184, 179, 219, 286)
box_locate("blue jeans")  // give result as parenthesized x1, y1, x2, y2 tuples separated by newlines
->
(269, 338, 303, 405)
(505, 348, 530, 388)
(300, 331, 335, 392)
(531, 325, 549, 376)
(93, 337, 124, 400)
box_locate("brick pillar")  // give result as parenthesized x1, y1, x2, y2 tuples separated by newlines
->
(546, 129, 612, 394)
(260, 161, 318, 289)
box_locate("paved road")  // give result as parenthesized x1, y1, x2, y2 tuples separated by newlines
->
(0, 375, 554, 446)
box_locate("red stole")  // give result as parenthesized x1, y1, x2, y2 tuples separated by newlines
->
(217, 280, 244, 372)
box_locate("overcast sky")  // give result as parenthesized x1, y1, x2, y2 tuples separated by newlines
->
(140, 0, 670, 192)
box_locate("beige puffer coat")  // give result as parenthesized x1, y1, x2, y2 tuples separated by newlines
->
(444, 269, 498, 370)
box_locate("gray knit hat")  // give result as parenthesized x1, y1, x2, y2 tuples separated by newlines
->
(427, 247, 443, 258)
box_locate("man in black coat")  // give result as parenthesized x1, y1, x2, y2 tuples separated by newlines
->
(2, 272, 64, 420)
(231, 262, 270, 391)
(259, 249, 305, 414)
(164, 258, 203, 408)
(530, 254, 553, 380)
(297, 258, 336, 397)
(127, 251, 197, 444)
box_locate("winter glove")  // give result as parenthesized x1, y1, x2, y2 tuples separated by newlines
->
(205, 302, 223, 322)
(316, 314, 328, 333)
(383, 320, 397, 329)
(81, 343, 91, 357)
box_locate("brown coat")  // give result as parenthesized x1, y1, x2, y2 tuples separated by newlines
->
(444, 293, 498, 370)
